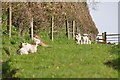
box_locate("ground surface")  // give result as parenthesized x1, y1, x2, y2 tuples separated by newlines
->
(2, 35, 119, 78)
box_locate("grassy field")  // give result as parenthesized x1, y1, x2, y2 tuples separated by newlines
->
(2, 32, 119, 78)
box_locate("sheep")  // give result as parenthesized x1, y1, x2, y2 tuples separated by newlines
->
(75, 33, 91, 44)
(83, 34, 91, 44)
(33, 34, 49, 47)
(18, 47, 29, 55)
(18, 42, 38, 55)
(21, 43, 29, 47)
(33, 37, 41, 45)
(29, 42, 38, 53)
(18, 34, 49, 55)
(18, 43, 30, 55)
(75, 33, 82, 44)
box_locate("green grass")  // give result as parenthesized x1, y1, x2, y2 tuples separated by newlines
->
(2, 32, 119, 78)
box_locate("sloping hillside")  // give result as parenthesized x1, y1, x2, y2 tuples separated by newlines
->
(2, 34, 119, 78)
(2, 2, 119, 78)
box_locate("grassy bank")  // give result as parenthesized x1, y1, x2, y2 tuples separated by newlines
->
(2, 33, 119, 78)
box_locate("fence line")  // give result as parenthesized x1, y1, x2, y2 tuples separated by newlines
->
(97, 32, 120, 44)
(107, 40, 118, 41)
(107, 34, 120, 36)
(107, 37, 120, 39)
(97, 34, 120, 36)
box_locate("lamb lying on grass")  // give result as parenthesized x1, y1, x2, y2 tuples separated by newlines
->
(18, 43, 31, 55)
(29, 42, 38, 53)
(18, 42, 38, 55)
(33, 34, 49, 47)
(33, 37, 41, 45)
(18, 36, 40, 55)
(18, 34, 49, 55)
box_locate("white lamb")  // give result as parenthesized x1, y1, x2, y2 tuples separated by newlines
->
(18, 35, 48, 55)
(18, 42, 39, 55)
(29, 43, 38, 53)
(33, 34, 49, 47)
(83, 34, 91, 44)
(21, 43, 29, 47)
(18, 48, 29, 55)
(33, 37, 41, 45)
(18, 43, 30, 55)
(75, 33, 82, 44)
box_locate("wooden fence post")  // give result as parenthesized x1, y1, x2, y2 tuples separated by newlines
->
(51, 16, 54, 41)
(102, 32, 107, 44)
(96, 37, 99, 43)
(30, 17, 33, 40)
(104, 32, 107, 43)
(72, 20, 75, 40)
(9, 3, 12, 38)
(66, 20, 70, 39)
(8, 3, 12, 55)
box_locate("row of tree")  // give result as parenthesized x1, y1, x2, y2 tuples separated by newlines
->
(2, 2, 98, 38)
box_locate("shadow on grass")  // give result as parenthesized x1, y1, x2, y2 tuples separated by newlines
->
(2, 59, 19, 79)
(3, 47, 10, 56)
(104, 44, 120, 72)
(104, 57, 120, 70)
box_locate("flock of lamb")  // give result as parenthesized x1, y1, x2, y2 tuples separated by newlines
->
(18, 33, 91, 55)
(75, 33, 91, 44)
